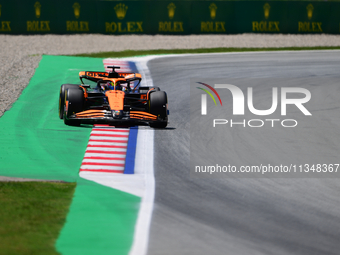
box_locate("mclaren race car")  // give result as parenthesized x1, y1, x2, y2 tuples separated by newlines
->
(59, 66, 168, 128)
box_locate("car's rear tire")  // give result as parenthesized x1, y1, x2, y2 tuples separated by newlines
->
(59, 84, 79, 119)
(149, 91, 168, 128)
(64, 87, 84, 126)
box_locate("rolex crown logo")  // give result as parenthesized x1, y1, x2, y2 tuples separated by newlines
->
(306, 4, 314, 20)
(114, 3, 128, 20)
(73, 2, 81, 19)
(0, 5, 2, 18)
(34, 2, 41, 18)
(263, 3, 270, 19)
(209, 3, 217, 20)
(167, 3, 176, 19)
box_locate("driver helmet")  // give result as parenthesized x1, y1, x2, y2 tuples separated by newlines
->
(107, 81, 115, 90)
(115, 83, 121, 90)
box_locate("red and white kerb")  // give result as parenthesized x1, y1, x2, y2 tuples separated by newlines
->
(79, 125, 130, 174)
(103, 59, 131, 73)
(79, 60, 132, 174)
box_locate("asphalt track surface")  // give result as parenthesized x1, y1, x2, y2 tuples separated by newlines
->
(147, 51, 340, 255)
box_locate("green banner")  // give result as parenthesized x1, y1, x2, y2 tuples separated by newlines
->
(287, 1, 330, 33)
(234, 1, 287, 33)
(18, 0, 58, 34)
(1, 0, 340, 34)
(98, 1, 150, 34)
(149, 1, 191, 34)
(59, 1, 97, 33)
(191, 2, 235, 34)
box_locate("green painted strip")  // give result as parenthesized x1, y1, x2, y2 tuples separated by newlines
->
(0, 55, 140, 254)
(0, 55, 100, 182)
(56, 178, 140, 255)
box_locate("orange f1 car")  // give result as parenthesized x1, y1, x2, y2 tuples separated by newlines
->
(59, 66, 168, 128)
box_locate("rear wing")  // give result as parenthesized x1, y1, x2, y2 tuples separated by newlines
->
(79, 71, 142, 84)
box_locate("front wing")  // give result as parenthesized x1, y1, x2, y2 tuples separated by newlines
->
(66, 109, 166, 126)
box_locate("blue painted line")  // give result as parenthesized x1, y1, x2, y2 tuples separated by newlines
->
(128, 61, 138, 73)
(124, 61, 139, 174)
(124, 126, 138, 174)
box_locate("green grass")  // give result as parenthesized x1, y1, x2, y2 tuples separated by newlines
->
(74, 46, 340, 58)
(0, 182, 76, 255)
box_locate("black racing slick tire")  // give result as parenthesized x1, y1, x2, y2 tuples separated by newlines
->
(59, 84, 79, 119)
(63, 87, 84, 126)
(149, 91, 168, 128)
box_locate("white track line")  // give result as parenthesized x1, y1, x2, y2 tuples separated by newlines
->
(127, 56, 157, 255)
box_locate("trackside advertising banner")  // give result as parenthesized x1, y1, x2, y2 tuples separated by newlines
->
(190, 77, 340, 178)
(1, 0, 340, 34)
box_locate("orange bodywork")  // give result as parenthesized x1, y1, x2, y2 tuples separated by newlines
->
(65, 100, 69, 112)
(76, 110, 106, 118)
(80, 71, 108, 79)
(79, 86, 88, 98)
(146, 88, 155, 100)
(130, 111, 158, 120)
(74, 109, 157, 120)
(79, 71, 141, 80)
(105, 90, 125, 111)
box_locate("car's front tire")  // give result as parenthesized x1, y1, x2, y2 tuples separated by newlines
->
(63, 87, 84, 126)
(59, 84, 79, 119)
(149, 91, 168, 128)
